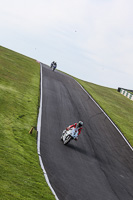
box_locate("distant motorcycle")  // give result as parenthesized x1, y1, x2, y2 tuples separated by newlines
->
(50, 61, 57, 71)
(61, 127, 78, 145)
(52, 65, 56, 71)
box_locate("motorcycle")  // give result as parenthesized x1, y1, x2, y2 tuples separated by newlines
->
(61, 127, 78, 145)
(52, 65, 56, 71)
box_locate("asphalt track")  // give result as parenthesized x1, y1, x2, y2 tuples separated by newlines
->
(40, 64, 133, 200)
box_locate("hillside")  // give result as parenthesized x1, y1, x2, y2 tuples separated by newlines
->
(0, 45, 132, 199)
(74, 78, 133, 147)
(0, 46, 55, 200)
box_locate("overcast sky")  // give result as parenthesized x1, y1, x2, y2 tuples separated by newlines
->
(0, 0, 133, 89)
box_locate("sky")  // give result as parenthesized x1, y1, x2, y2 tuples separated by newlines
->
(0, 0, 133, 89)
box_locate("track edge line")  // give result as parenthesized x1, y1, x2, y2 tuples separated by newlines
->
(75, 79, 133, 151)
(37, 63, 59, 200)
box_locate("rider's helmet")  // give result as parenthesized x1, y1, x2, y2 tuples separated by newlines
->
(77, 121, 83, 128)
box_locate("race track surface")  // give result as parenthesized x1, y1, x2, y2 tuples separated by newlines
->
(40, 64, 133, 200)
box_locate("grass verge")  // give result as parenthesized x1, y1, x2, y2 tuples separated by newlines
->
(0, 46, 55, 200)
(74, 78, 133, 147)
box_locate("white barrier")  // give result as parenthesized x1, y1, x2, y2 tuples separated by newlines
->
(120, 89, 133, 101)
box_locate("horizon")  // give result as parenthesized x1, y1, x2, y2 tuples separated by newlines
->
(1, 0, 133, 89)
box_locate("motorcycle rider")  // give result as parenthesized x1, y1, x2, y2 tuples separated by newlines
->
(53, 61, 57, 71)
(50, 61, 57, 71)
(50, 61, 54, 68)
(65, 121, 83, 140)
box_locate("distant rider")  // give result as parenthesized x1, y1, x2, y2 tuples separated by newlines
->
(66, 121, 83, 140)
(53, 61, 57, 71)
(50, 61, 54, 68)
(50, 61, 57, 71)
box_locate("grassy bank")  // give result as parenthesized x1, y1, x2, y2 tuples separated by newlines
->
(0, 45, 132, 200)
(74, 78, 133, 147)
(0, 46, 55, 200)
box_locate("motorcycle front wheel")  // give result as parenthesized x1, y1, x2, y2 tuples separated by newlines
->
(64, 135, 72, 145)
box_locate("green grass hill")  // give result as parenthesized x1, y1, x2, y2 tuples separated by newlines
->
(0, 46, 55, 200)
(75, 78, 133, 147)
(0, 45, 132, 200)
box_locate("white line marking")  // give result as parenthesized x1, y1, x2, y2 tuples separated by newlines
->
(75, 80, 133, 151)
(37, 63, 59, 200)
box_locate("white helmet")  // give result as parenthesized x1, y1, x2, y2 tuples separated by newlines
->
(77, 121, 83, 128)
